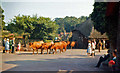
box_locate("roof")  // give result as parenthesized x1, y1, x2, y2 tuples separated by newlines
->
(72, 29, 86, 37)
(75, 18, 93, 37)
(74, 18, 108, 39)
(89, 27, 108, 39)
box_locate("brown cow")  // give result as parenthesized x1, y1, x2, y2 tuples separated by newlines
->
(61, 41, 70, 51)
(29, 41, 44, 54)
(67, 41, 70, 45)
(41, 42, 53, 54)
(50, 42, 64, 54)
(71, 41, 76, 49)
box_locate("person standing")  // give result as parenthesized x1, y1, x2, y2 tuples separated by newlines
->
(103, 40, 105, 49)
(5, 38, 9, 53)
(55, 37, 58, 41)
(17, 42, 21, 53)
(9, 38, 13, 53)
(99, 40, 102, 52)
(87, 40, 92, 56)
(11, 38, 15, 53)
(98, 40, 102, 52)
(3, 38, 6, 53)
(94, 39, 96, 49)
(91, 41, 95, 56)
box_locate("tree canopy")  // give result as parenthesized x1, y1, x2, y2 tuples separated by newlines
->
(91, 2, 107, 34)
(6, 14, 59, 40)
(55, 16, 88, 33)
(6, 15, 88, 40)
(91, 2, 119, 49)
(0, 6, 5, 30)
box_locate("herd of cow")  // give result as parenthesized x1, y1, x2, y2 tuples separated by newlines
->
(29, 41, 76, 54)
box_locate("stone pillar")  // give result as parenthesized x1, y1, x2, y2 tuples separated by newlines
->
(116, 2, 120, 71)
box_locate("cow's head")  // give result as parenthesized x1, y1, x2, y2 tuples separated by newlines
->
(67, 41, 70, 45)
(29, 42, 33, 46)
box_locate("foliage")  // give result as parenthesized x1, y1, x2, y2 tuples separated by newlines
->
(55, 16, 88, 33)
(6, 14, 59, 40)
(91, 2, 107, 34)
(44, 40, 52, 43)
(0, 6, 5, 30)
(91, 2, 119, 49)
(2, 30, 11, 37)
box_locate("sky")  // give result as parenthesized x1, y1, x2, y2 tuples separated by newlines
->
(1, 0, 94, 23)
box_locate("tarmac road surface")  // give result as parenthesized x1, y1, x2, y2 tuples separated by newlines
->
(1, 49, 109, 72)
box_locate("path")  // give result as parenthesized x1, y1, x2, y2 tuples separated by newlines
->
(1, 49, 109, 72)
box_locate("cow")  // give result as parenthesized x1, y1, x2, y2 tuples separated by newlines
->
(50, 42, 64, 54)
(61, 41, 70, 51)
(70, 41, 76, 49)
(29, 41, 44, 54)
(41, 42, 54, 54)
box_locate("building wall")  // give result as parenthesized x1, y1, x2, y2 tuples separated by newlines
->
(116, 2, 120, 70)
(72, 30, 88, 49)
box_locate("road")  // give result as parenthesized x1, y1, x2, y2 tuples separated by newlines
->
(1, 49, 109, 72)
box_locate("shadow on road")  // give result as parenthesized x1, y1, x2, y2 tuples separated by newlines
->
(3, 57, 107, 72)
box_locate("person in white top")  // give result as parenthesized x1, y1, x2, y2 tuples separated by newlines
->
(5, 38, 9, 53)
(87, 40, 92, 56)
(91, 41, 95, 56)
(17, 42, 21, 53)
(92, 41, 95, 50)
(103, 40, 106, 49)
(94, 39, 96, 49)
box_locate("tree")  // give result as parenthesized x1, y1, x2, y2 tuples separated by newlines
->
(6, 14, 59, 40)
(91, 2, 119, 49)
(91, 2, 120, 70)
(91, 2, 107, 34)
(55, 16, 88, 33)
(0, 6, 5, 30)
(7, 15, 34, 35)
(30, 16, 58, 40)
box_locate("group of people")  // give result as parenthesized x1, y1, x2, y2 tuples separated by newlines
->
(2, 37, 21, 53)
(87, 39, 108, 56)
(87, 39, 117, 71)
(95, 49, 117, 71)
(87, 40, 96, 56)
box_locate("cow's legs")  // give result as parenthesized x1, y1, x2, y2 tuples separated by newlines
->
(61, 48, 63, 52)
(49, 49, 51, 54)
(65, 47, 67, 51)
(41, 49, 43, 54)
(62, 47, 64, 52)
(53, 49, 55, 54)
(33, 49, 35, 55)
(60, 49, 62, 53)
(63, 47, 66, 51)
(54, 49, 57, 54)
(71, 46, 72, 49)
(49, 49, 53, 54)
(47, 49, 48, 54)
(37, 49, 38, 55)
(60, 49, 61, 53)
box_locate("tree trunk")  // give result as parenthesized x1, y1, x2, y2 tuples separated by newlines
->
(116, 3, 120, 71)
